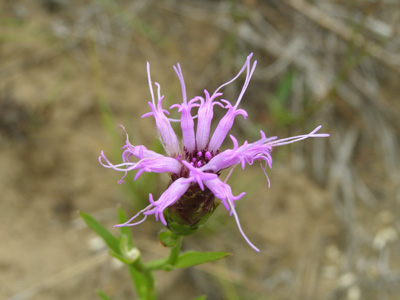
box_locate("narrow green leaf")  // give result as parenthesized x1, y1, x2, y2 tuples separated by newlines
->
(145, 258, 168, 271)
(174, 251, 231, 268)
(97, 289, 112, 300)
(192, 295, 207, 300)
(117, 207, 135, 248)
(80, 212, 120, 254)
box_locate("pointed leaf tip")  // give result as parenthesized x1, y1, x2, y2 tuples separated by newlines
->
(97, 290, 112, 300)
(80, 211, 120, 254)
(174, 251, 231, 268)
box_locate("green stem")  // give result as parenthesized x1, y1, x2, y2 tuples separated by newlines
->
(127, 234, 184, 299)
(129, 259, 157, 300)
(166, 235, 183, 266)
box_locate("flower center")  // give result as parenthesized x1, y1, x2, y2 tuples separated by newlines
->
(187, 149, 213, 167)
(174, 148, 220, 179)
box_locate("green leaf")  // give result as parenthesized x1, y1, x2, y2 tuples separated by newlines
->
(145, 258, 168, 271)
(97, 289, 112, 300)
(174, 251, 231, 268)
(192, 296, 207, 300)
(80, 212, 120, 254)
(117, 207, 135, 248)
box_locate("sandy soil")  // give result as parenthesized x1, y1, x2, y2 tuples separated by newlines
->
(1, 1, 400, 300)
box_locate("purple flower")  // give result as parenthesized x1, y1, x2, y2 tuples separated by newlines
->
(99, 53, 329, 252)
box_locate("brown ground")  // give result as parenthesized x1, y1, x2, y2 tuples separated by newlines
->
(1, 1, 400, 300)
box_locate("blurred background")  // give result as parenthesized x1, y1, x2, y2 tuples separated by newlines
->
(1, 0, 400, 299)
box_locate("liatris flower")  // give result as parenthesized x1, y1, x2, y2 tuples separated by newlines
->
(99, 53, 329, 252)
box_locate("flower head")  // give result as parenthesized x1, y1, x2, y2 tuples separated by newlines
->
(100, 54, 329, 252)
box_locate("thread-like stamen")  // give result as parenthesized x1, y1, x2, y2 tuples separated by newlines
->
(114, 204, 153, 227)
(224, 164, 239, 184)
(214, 53, 254, 95)
(269, 126, 329, 147)
(99, 151, 138, 170)
(234, 59, 257, 109)
(147, 62, 156, 107)
(227, 195, 260, 252)
(260, 161, 271, 188)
